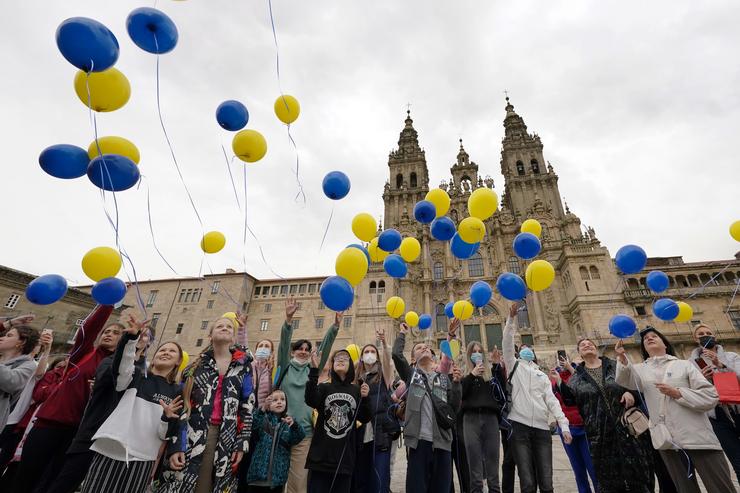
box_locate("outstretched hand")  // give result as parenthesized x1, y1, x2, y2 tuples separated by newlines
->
(286, 298, 298, 322)
(509, 302, 520, 319)
(125, 314, 151, 336)
(335, 311, 344, 327)
(614, 340, 628, 365)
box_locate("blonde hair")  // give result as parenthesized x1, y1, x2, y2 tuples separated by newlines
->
(150, 341, 184, 384)
(693, 323, 713, 336)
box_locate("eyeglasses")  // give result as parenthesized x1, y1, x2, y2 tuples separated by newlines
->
(334, 355, 350, 363)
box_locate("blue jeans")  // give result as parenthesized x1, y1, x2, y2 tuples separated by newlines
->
(354, 443, 391, 493)
(559, 426, 597, 493)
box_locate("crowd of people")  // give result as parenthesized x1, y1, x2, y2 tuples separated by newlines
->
(0, 297, 738, 493)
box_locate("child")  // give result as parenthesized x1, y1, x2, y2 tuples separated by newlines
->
(247, 389, 306, 492)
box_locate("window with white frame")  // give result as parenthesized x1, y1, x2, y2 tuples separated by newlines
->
(211, 281, 220, 294)
(4, 293, 20, 309)
(146, 290, 158, 307)
(265, 303, 272, 313)
(315, 317, 324, 329)
(343, 316, 352, 328)
(260, 320, 269, 331)
(468, 254, 484, 277)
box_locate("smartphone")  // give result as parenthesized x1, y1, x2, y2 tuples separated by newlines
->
(695, 358, 708, 370)
(557, 350, 567, 361)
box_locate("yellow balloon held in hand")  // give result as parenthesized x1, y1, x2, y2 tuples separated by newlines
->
(74, 68, 131, 112)
(88, 136, 140, 164)
(232, 129, 267, 163)
(458, 217, 486, 243)
(468, 187, 498, 220)
(352, 213, 377, 242)
(274, 95, 300, 124)
(521, 219, 542, 238)
(82, 246, 122, 282)
(399, 237, 421, 262)
(449, 339, 461, 359)
(346, 344, 361, 364)
(335, 247, 368, 287)
(405, 311, 419, 327)
(675, 302, 694, 323)
(368, 238, 389, 263)
(525, 259, 555, 291)
(386, 296, 405, 319)
(201, 231, 226, 254)
(730, 220, 740, 242)
(178, 351, 190, 373)
(453, 300, 474, 320)
(425, 188, 450, 218)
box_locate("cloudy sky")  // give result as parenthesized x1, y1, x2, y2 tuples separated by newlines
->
(2, 0, 739, 286)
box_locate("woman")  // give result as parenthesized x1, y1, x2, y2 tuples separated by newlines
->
(165, 315, 254, 493)
(253, 338, 275, 410)
(555, 338, 650, 492)
(0, 326, 40, 431)
(352, 328, 397, 493)
(81, 317, 183, 493)
(615, 327, 735, 492)
(460, 341, 505, 493)
(305, 349, 371, 493)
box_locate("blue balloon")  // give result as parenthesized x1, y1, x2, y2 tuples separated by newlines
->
(346, 244, 371, 264)
(319, 276, 354, 312)
(378, 229, 402, 252)
(383, 254, 407, 278)
(413, 200, 436, 224)
(470, 281, 493, 308)
(126, 7, 178, 54)
(653, 298, 679, 321)
(513, 233, 541, 260)
(430, 217, 456, 242)
(322, 171, 351, 200)
(444, 302, 455, 318)
(56, 17, 119, 72)
(39, 144, 89, 179)
(450, 233, 479, 260)
(615, 244, 647, 274)
(496, 273, 526, 301)
(91, 277, 127, 305)
(216, 100, 249, 131)
(646, 271, 670, 294)
(440, 340, 452, 358)
(25, 274, 68, 305)
(609, 315, 637, 338)
(87, 155, 140, 192)
(418, 314, 432, 330)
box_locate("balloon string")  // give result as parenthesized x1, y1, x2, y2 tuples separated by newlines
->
(143, 178, 180, 275)
(726, 279, 740, 314)
(267, 0, 284, 94)
(318, 205, 335, 254)
(221, 145, 242, 210)
(287, 124, 306, 204)
(686, 262, 732, 299)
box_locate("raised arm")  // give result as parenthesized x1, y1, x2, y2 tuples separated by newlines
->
(318, 312, 342, 370)
(277, 298, 299, 370)
(69, 304, 114, 366)
(376, 327, 395, 390)
(304, 367, 323, 409)
(438, 319, 461, 375)
(502, 303, 519, 373)
(614, 340, 641, 390)
(113, 316, 148, 391)
(33, 331, 54, 378)
(392, 325, 412, 383)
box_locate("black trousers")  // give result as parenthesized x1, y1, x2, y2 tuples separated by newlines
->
(11, 425, 77, 493)
(45, 450, 95, 493)
(406, 440, 452, 493)
(510, 422, 553, 493)
(308, 470, 352, 493)
(710, 409, 740, 483)
(500, 427, 516, 493)
(0, 425, 22, 473)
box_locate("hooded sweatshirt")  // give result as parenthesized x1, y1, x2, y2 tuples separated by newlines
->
(276, 321, 338, 437)
(0, 355, 36, 430)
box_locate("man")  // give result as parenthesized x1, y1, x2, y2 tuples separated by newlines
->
(502, 302, 571, 493)
(690, 322, 740, 482)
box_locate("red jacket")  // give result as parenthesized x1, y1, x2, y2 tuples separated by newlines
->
(16, 366, 66, 429)
(550, 370, 584, 427)
(35, 305, 114, 428)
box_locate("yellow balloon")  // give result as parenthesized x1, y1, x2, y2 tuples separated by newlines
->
(335, 248, 369, 287)
(449, 339, 461, 359)
(731, 220, 740, 242)
(352, 213, 377, 242)
(453, 300, 474, 320)
(521, 219, 542, 238)
(74, 68, 130, 112)
(468, 187, 499, 220)
(201, 231, 226, 254)
(405, 311, 419, 327)
(399, 237, 421, 262)
(88, 136, 140, 164)
(178, 351, 190, 372)
(221, 312, 237, 322)
(425, 188, 450, 218)
(81, 246, 122, 282)
(675, 302, 694, 323)
(386, 296, 405, 319)
(232, 129, 267, 163)
(274, 95, 301, 124)
(368, 237, 390, 263)
(458, 217, 486, 243)
(525, 260, 556, 291)
(346, 343, 361, 363)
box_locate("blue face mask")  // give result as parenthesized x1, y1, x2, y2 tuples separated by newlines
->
(470, 352, 483, 365)
(255, 347, 271, 360)
(519, 348, 535, 362)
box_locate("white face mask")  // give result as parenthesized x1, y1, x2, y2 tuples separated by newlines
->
(362, 353, 377, 365)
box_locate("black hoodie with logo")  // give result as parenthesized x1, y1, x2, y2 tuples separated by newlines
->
(304, 363, 371, 476)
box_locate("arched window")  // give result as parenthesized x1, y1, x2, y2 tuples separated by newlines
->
(436, 303, 447, 332)
(508, 256, 521, 274)
(433, 262, 444, 280)
(579, 266, 590, 280)
(396, 173, 403, 189)
(480, 304, 499, 317)
(377, 280, 386, 293)
(589, 266, 600, 279)
(517, 301, 530, 328)
(468, 254, 484, 277)
(410, 172, 417, 188)
(369, 281, 377, 294)
(516, 161, 525, 176)
(531, 159, 540, 174)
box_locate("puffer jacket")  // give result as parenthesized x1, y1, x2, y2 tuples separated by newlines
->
(247, 409, 305, 487)
(616, 355, 721, 450)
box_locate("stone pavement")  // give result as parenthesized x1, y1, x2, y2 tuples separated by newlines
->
(388, 436, 739, 492)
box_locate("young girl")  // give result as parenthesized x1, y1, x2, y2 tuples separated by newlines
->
(81, 317, 183, 493)
(253, 339, 275, 410)
(305, 349, 371, 493)
(247, 389, 306, 492)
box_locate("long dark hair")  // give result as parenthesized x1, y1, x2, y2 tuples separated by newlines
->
(13, 326, 40, 355)
(639, 327, 676, 360)
(354, 343, 382, 385)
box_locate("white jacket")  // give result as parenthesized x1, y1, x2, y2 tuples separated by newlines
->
(502, 316, 569, 433)
(616, 355, 721, 450)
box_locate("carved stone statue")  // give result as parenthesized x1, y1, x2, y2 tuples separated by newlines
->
(462, 180, 471, 193)
(484, 176, 494, 189)
(439, 180, 448, 192)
